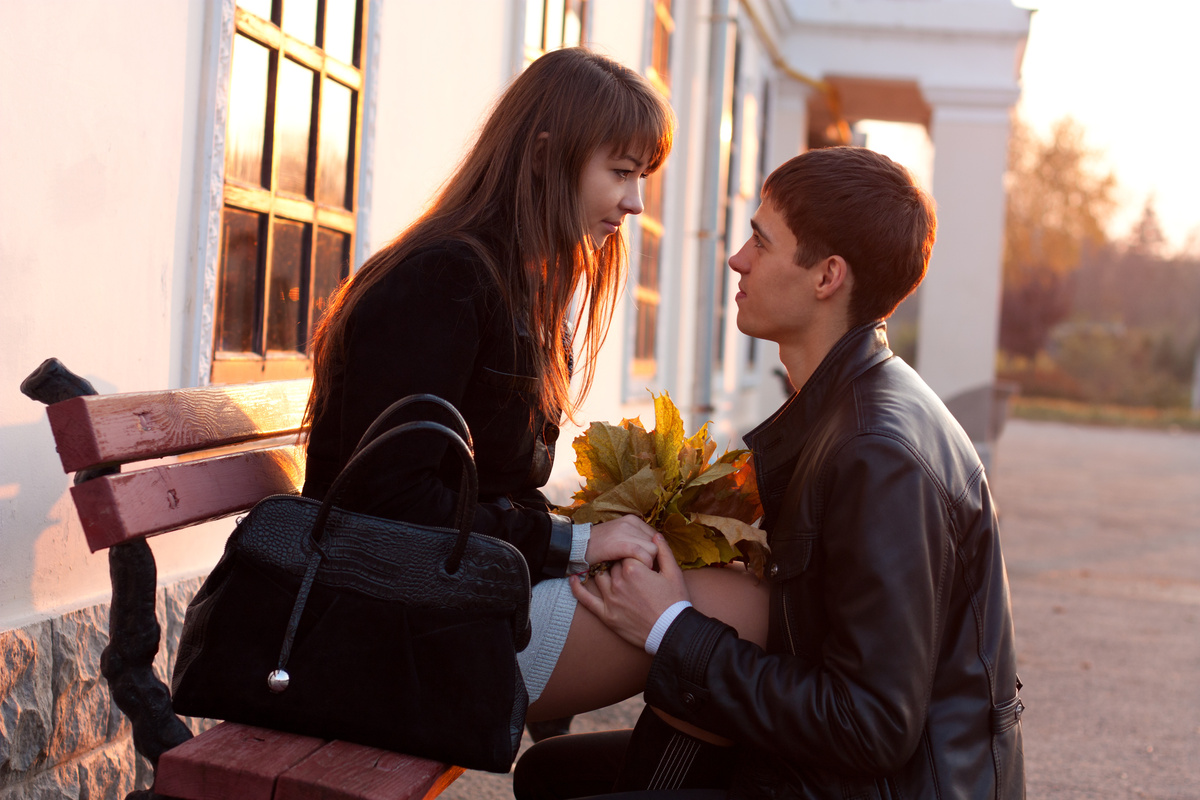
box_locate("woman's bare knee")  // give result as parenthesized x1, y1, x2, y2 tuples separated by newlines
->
(528, 601, 650, 722)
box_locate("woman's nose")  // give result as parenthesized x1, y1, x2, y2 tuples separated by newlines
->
(622, 183, 645, 216)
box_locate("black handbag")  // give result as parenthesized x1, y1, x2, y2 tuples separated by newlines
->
(171, 395, 532, 772)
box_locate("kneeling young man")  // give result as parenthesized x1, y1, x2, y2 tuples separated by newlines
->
(558, 146, 1024, 799)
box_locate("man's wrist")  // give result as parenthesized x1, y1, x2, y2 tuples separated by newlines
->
(645, 600, 692, 655)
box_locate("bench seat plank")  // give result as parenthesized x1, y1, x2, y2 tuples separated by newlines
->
(46, 378, 311, 472)
(155, 722, 326, 800)
(71, 444, 305, 551)
(276, 741, 464, 800)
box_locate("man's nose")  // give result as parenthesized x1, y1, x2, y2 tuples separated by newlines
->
(729, 240, 751, 272)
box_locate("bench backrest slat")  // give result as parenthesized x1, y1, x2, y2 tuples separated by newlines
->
(47, 379, 311, 472)
(71, 444, 306, 552)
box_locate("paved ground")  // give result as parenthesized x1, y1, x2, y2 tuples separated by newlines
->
(444, 419, 1200, 799)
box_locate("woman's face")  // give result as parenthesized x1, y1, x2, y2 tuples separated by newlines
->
(578, 145, 649, 247)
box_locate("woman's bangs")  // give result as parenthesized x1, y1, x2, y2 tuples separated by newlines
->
(601, 93, 674, 173)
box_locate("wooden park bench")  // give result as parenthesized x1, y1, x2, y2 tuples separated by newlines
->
(21, 359, 465, 800)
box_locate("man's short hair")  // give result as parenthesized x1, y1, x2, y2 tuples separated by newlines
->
(761, 146, 937, 326)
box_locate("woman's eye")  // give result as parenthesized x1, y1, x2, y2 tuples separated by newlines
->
(614, 170, 632, 179)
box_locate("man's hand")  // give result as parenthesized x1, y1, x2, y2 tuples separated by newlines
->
(586, 515, 659, 569)
(571, 534, 690, 650)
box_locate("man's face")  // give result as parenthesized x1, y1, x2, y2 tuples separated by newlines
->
(728, 200, 815, 348)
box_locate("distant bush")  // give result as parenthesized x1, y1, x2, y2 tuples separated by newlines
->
(999, 324, 1196, 409)
(996, 351, 1084, 402)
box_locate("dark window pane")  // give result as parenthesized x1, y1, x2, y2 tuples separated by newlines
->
(314, 228, 350, 330)
(644, 171, 664, 222)
(639, 230, 660, 293)
(525, 0, 545, 50)
(226, 34, 271, 186)
(636, 301, 658, 362)
(276, 58, 315, 196)
(324, 0, 358, 64)
(635, 231, 661, 362)
(317, 79, 353, 208)
(281, 0, 318, 44)
(217, 209, 263, 352)
(652, 2, 672, 87)
(267, 219, 308, 352)
(237, 0, 273, 20)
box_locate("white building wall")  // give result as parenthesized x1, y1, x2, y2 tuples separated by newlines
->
(0, 0, 226, 628)
(366, 0, 516, 255)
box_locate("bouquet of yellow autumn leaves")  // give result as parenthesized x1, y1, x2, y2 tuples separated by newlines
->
(558, 393, 769, 576)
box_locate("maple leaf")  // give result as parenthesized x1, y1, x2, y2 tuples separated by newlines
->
(661, 512, 727, 568)
(559, 392, 769, 573)
(572, 465, 664, 524)
(653, 393, 685, 487)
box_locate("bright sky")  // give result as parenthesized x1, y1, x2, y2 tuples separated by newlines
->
(863, 0, 1200, 256)
(1015, 0, 1200, 254)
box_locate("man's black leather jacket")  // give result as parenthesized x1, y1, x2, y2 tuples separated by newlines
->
(645, 322, 1024, 799)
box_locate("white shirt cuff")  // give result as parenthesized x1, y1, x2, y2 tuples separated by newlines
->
(568, 522, 591, 573)
(645, 600, 693, 655)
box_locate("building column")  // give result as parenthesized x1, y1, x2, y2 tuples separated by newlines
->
(765, 77, 809, 172)
(916, 88, 1017, 464)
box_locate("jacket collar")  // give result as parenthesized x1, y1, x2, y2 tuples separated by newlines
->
(744, 321, 893, 516)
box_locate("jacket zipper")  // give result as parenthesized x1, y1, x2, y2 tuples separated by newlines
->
(780, 583, 798, 654)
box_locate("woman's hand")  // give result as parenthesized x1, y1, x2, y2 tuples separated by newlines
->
(572, 534, 690, 649)
(586, 515, 659, 569)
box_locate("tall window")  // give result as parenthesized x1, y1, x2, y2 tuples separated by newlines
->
(632, 0, 673, 376)
(525, 0, 588, 63)
(213, 0, 366, 383)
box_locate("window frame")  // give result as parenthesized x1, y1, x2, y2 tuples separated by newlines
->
(189, 0, 376, 386)
(522, 0, 589, 66)
(629, 0, 673, 381)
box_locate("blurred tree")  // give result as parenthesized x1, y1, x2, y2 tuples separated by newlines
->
(1126, 195, 1167, 259)
(999, 116, 1117, 358)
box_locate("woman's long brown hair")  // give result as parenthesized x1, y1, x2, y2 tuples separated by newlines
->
(304, 48, 674, 430)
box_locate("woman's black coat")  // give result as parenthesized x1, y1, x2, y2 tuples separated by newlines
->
(302, 242, 574, 582)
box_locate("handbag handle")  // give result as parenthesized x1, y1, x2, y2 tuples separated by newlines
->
(348, 393, 473, 461)
(313, 420, 478, 571)
(271, 420, 479, 692)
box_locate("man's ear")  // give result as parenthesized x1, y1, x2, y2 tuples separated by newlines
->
(813, 255, 850, 300)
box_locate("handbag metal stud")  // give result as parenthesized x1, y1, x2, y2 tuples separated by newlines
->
(267, 669, 290, 693)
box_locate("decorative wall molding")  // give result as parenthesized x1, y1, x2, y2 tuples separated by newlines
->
(186, 0, 236, 388)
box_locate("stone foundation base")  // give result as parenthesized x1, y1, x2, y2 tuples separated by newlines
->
(0, 575, 207, 799)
